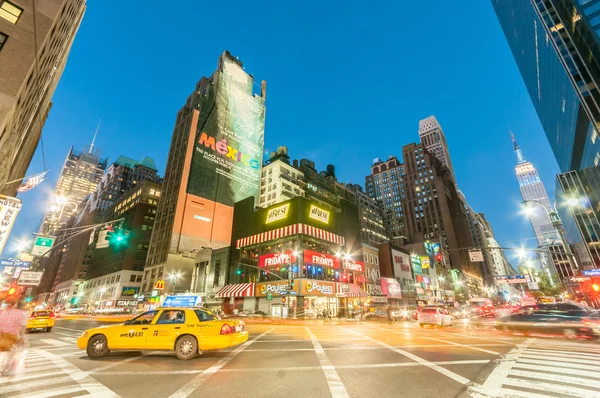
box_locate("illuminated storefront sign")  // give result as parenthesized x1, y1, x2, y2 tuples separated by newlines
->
(265, 203, 290, 224)
(420, 256, 430, 269)
(380, 277, 402, 299)
(309, 205, 330, 224)
(256, 281, 292, 296)
(303, 250, 340, 269)
(301, 280, 335, 296)
(121, 287, 139, 296)
(259, 251, 296, 267)
(344, 260, 364, 273)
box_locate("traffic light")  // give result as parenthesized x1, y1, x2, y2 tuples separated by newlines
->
(593, 284, 599, 292)
(106, 226, 129, 248)
(7, 287, 17, 296)
(25, 296, 32, 303)
(236, 268, 242, 275)
(435, 253, 443, 265)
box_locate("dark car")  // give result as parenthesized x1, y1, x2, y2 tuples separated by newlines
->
(495, 302, 600, 338)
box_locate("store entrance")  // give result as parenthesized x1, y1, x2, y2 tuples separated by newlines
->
(302, 296, 337, 319)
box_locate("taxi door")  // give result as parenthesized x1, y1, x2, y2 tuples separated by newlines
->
(146, 309, 187, 350)
(111, 310, 158, 349)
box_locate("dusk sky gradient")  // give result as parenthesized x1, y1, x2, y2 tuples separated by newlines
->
(6, 1, 561, 266)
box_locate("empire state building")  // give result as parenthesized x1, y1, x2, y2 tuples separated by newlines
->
(512, 132, 559, 246)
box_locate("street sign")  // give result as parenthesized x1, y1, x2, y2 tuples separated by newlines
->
(0, 195, 22, 256)
(17, 271, 43, 286)
(31, 235, 56, 257)
(495, 275, 528, 284)
(0, 259, 31, 268)
(582, 269, 600, 277)
(266, 292, 273, 301)
(469, 250, 484, 262)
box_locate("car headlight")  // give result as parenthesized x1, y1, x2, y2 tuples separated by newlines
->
(401, 311, 408, 316)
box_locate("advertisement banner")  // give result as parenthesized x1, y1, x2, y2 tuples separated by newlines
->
(31, 235, 56, 257)
(162, 295, 202, 307)
(411, 255, 422, 274)
(259, 251, 296, 268)
(420, 256, 431, 269)
(300, 280, 335, 296)
(303, 250, 340, 269)
(432, 243, 441, 255)
(380, 277, 402, 299)
(0, 195, 22, 255)
(265, 204, 290, 224)
(187, 56, 266, 208)
(392, 250, 412, 280)
(256, 280, 293, 297)
(121, 287, 139, 296)
(344, 260, 364, 273)
(308, 205, 330, 224)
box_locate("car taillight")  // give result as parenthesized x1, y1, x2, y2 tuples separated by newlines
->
(583, 317, 600, 325)
(28, 317, 35, 321)
(49, 312, 55, 318)
(220, 323, 233, 335)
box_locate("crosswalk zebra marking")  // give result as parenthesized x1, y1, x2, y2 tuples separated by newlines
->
(40, 339, 70, 347)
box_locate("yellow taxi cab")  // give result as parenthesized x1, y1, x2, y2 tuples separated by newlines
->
(77, 307, 248, 360)
(26, 310, 55, 332)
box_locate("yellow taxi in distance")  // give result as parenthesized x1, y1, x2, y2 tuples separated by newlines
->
(77, 307, 248, 360)
(26, 310, 55, 332)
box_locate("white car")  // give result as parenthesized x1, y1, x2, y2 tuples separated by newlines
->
(418, 307, 453, 327)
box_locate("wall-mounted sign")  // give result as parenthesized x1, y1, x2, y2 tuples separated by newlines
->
(304, 250, 340, 269)
(582, 269, 600, 277)
(154, 280, 165, 290)
(570, 276, 592, 283)
(308, 205, 330, 224)
(116, 300, 138, 307)
(380, 277, 402, 299)
(259, 251, 296, 267)
(469, 250, 484, 262)
(344, 260, 364, 273)
(121, 286, 139, 296)
(17, 271, 43, 286)
(411, 255, 422, 274)
(420, 256, 431, 269)
(0, 195, 22, 256)
(256, 280, 292, 296)
(266, 203, 290, 224)
(494, 275, 528, 284)
(300, 280, 335, 296)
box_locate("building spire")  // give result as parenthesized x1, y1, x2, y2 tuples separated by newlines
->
(89, 119, 101, 154)
(510, 127, 525, 163)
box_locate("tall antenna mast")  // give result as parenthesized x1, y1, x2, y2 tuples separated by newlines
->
(89, 119, 101, 154)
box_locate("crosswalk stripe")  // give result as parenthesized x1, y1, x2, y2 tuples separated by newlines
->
(512, 362, 600, 379)
(0, 376, 73, 395)
(20, 364, 58, 373)
(498, 387, 556, 398)
(0, 371, 64, 385)
(8, 386, 87, 398)
(503, 377, 600, 397)
(517, 358, 600, 371)
(40, 339, 70, 347)
(510, 369, 600, 389)
(524, 349, 600, 360)
(519, 353, 600, 366)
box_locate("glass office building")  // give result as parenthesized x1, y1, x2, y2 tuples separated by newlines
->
(491, 0, 600, 172)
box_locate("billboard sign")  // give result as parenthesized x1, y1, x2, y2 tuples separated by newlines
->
(392, 250, 412, 280)
(420, 256, 431, 269)
(162, 295, 202, 307)
(303, 250, 341, 269)
(344, 260, 364, 273)
(411, 255, 422, 274)
(17, 271, 43, 286)
(0, 195, 22, 255)
(495, 275, 528, 284)
(121, 287, 139, 296)
(187, 56, 265, 207)
(31, 235, 56, 257)
(380, 277, 402, 299)
(259, 251, 296, 268)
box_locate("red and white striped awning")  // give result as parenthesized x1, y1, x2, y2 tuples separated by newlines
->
(336, 283, 368, 298)
(236, 223, 345, 248)
(215, 283, 255, 298)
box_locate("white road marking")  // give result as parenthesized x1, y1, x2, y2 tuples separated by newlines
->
(512, 362, 600, 378)
(502, 377, 600, 397)
(0, 370, 64, 385)
(497, 388, 557, 398)
(305, 327, 349, 398)
(51, 330, 80, 338)
(93, 360, 491, 376)
(0, 376, 73, 395)
(341, 327, 471, 385)
(40, 339, 70, 347)
(524, 348, 600, 358)
(367, 324, 500, 355)
(9, 386, 87, 398)
(53, 326, 86, 333)
(516, 357, 600, 371)
(510, 368, 600, 389)
(32, 348, 120, 397)
(518, 353, 600, 365)
(87, 352, 159, 374)
(168, 328, 274, 398)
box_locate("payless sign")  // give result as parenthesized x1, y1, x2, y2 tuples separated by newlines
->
(265, 203, 290, 224)
(300, 280, 335, 296)
(308, 205, 330, 224)
(256, 280, 293, 296)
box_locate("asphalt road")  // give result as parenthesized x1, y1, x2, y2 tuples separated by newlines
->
(1, 318, 600, 398)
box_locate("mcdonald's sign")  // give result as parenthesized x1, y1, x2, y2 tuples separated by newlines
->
(154, 280, 165, 290)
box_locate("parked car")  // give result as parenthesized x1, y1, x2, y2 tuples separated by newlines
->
(418, 307, 453, 327)
(495, 302, 600, 338)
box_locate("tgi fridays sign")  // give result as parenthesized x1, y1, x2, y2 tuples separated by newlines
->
(303, 249, 340, 269)
(344, 259, 365, 273)
(0, 195, 22, 256)
(259, 251, 296, 267)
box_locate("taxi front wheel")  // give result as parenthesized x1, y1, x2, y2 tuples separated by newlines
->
(175, 335, 198, 360)
(87, 335, 109, 358)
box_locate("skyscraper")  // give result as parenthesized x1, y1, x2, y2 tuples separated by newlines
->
(512, 132, 559, 246)
(491, 0, 600, 173)
(144, 51, 266, 291)
(0, 0, 86, 196)
(418, 116, 455, 181)
(39, 144, 107, 235)
(365, 156, 405, 237)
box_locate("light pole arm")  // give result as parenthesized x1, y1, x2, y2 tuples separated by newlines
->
(522, 199, 552, 215)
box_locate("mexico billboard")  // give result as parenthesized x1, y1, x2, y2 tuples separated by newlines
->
(188, 56, 265, 207)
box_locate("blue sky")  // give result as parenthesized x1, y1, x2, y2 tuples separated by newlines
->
(6, 1, 561, 265)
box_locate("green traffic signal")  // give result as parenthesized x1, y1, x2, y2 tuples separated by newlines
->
(25, 296, 32, 303)
(236, 269, 242, 275)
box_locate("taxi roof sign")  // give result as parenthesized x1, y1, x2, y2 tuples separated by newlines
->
(161, 295, 202, 308)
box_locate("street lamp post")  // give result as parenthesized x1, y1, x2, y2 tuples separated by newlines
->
(522, 197, 579, 275)
(168, 272, 182, 294)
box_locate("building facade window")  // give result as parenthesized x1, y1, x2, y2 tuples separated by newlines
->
(0, 1, 22, 24)
(0, 31, 7, 51)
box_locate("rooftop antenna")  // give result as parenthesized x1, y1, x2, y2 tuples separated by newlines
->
(89, 119, 101, 154)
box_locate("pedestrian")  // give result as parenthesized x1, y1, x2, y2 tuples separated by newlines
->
(386, 305, 393, 325)
(0, 296, 27, 376)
